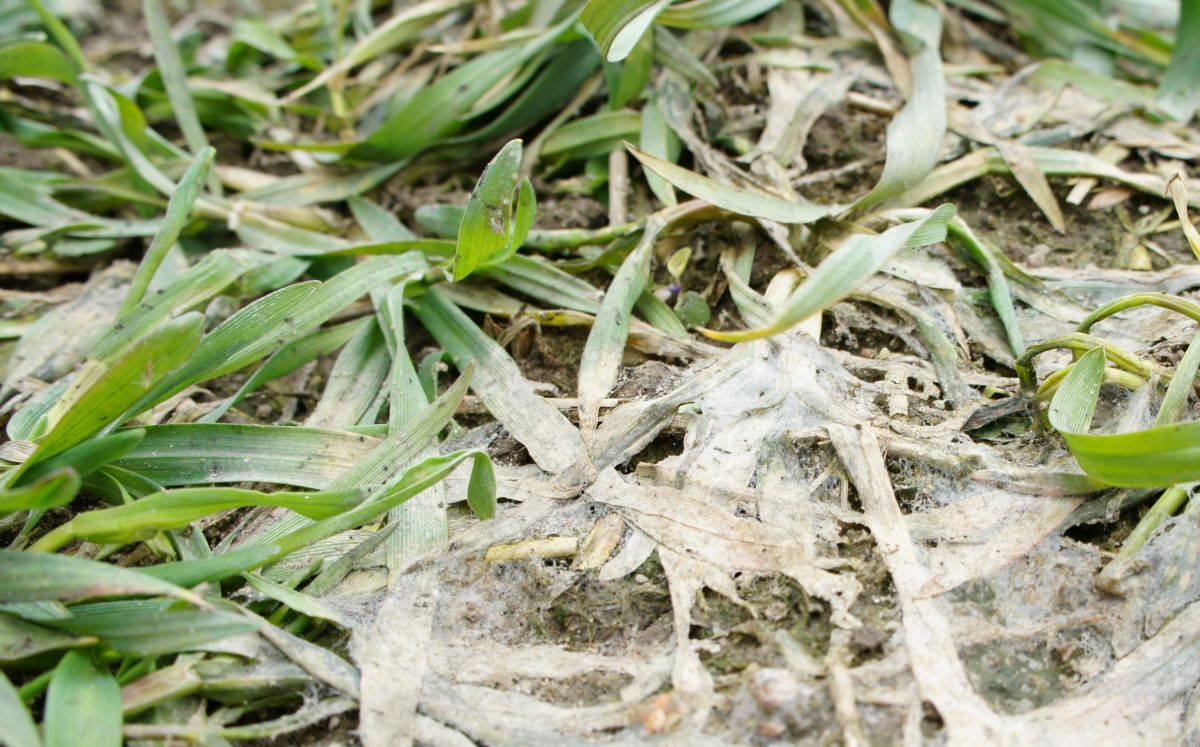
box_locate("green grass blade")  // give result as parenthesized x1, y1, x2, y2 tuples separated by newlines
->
(1047, 347, 1200, 486)
(482, 254, 603, 313)
(658, 0, 783, 28)
(1156, 332, 1200, 427)
(328, 362, 473, 489)
(354, 21, 567, 159)
(455, 140, 523, 281)
(19, 429, 144, 488)
(944, 217, 1025, 355)
(1048, 347, 1106, 435)
(93, 249, 270, 361)
(412, 288, 587, 472)
(1061, 423, 1200, 488)
(265, 449, 495, 564)
(115, 424, 375, 489)
(0, 469, 79, 515)
(0, 613, 96, 664)
(576, 223, 661, 437)
(605, 17, 653, 109)
(118, 147, 214, 318)
(853, 0, 945, 211)
(543, 110, 642, 160)
(46, 608, 257, 658)
(240, 163, 404, 208)
(0, 671, 40, 747)
(704, 204, 956, 342)
(138, 546, 280, 587)
(375, 283, 449, 571)
(582, 0, 672, 62)
(444, 40, 601, 148)
(243, 364, 475, 549)
(132, 255, 424, 416)
(25, 0, 88, 72)
(200, 318, 372, 424)
(30, 485, 378, 551)
(22, 312, 204, 468)
(627, 144, 828, 223)
(44, 650, 121, 747)
(0, 40, 77, 85)
(636, 290, 689, 335)
(305, 320, 390, 429)
(349, 196, 415, 241)
(289, 0, 472, 99)
(1158, 0, 1200, 120)
(0, 550, 206, 606)
(241, 573, 354, 627)
(143, 0, 215, 172)
(639, 98, 679, 206)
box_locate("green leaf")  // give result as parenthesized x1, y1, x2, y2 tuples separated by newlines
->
(1157, 0, 1200, 120)
(349, 196, 415, 241)
(0, 550, 206, 607)
(466, 450, 497, 520)
(653, 26, 718, 88)
(22, 312, 204, 468)
(508, 178, 537, 257)
(289, 0, 472, 99)
(92, 249, 271, 362)
(200, 318, 373, 424)
(241, 163, 404, 207)
(853, 0, 945, 211)
(945, 217, 1025, 356)
(0, 469, 79, 515)
(0, 613, 95, 664)
(444, 40, 602, 148)
(0, 40, 77, 85)
(415, 204, 466, 238)
(482, 254, 603, 313)
(241, 573, 354, 627)
(264, 449, 496, 564)
(605, 27, 654, 109)
(44, 650, 121, 747)
(658, 0, 783, 28)
(543, 110, 642, 160)
(412, 289, 587, 473)
(636, 289, 688, 336)
(1048, 347, 1106, 436)
(576, 214, 672, 435)
(1048, 345, 1200, 487)
(119, 147, 214, 318)
(1060, 421, 1200, 488)
(640, 98, 679, 206)
(1156, 332, 1200, 427)
(354, 21, 567, 159)
(143, 0, 214, 165)
(30, 484, 383, 551)
(305, 320, 390, 429)
(115, 423, 375, 489)
(582, 0, 673, 62)
(138, 545, 279, 587)
(627, 144, 829, 223)
(130, 254, 424, 416)
(46, 608, 257, 658)
(19, 429, 144, 488)
(243, 364, 476, 549)
(704, 204, 957, 342)
(0, 671, 40, 747)
(455, 139, 523, 281)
